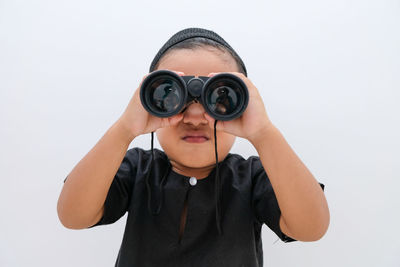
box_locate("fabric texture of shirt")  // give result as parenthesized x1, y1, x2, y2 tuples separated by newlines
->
(87, 147, 325, 267)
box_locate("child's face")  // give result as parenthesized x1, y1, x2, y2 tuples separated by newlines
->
(155, 47, 239, 178)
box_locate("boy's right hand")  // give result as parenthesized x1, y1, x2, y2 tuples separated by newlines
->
(117, 71, 185, 139)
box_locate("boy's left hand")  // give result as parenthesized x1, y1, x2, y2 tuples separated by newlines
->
(204, 72, 274, 143)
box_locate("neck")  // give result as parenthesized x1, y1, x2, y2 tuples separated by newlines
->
(170, 160, 216, 179)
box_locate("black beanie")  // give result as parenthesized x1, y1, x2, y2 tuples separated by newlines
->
(149, 27, 247, 76)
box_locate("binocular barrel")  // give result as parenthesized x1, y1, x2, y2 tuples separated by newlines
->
(140, 70, 249, 121)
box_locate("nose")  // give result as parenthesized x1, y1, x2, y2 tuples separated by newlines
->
(182, 102, 208, 126)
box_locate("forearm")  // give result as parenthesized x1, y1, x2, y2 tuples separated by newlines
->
(57, 118, 135, 229)
(250, 124, 329, 241)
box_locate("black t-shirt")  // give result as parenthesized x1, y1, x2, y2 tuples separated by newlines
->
(86, 147, 325, 267)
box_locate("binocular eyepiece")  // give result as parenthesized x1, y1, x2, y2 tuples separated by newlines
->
(140, 70, 249, 121)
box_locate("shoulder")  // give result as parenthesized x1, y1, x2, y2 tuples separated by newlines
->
(123, 147, 169, 174)
(125, 147, 168, 162)
(220, 153, 270, 208)
(222, 152, 264, 176)
(220, 153, 267, 191)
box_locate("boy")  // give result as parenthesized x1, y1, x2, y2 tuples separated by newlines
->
(57, 28, 329, 267)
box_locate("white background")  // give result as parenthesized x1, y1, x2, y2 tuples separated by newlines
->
(1, 0, 399, 266)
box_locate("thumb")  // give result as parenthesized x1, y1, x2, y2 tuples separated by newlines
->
(169, 113, 184, 126)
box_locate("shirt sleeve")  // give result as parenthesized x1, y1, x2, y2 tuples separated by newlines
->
(251, 160, 325, 243)
(63, 148, 139, 228)
(88, 148, 139, 227)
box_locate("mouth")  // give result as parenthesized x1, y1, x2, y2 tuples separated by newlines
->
(181, 133, 210, 143)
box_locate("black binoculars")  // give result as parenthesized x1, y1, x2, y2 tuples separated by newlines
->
(140, 70, 249, 121)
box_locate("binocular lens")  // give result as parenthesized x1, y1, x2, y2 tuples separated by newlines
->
(144, 76, 185, 116)
(149, 79, 181, 112)
(205, 80, 242, 116)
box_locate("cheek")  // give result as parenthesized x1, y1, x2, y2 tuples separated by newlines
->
(215, 132, 236, 153)
(156, 128, 177, 147)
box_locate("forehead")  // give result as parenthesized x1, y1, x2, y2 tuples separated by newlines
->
(156, 48, 239, 77)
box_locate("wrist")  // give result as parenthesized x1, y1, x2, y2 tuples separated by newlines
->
(114, 117, 137, 143)
(248, 122, 276, 146)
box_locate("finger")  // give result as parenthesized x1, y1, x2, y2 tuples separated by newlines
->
(171, 70, 185, 76)
(169, 113, 183, 126)
(159, 117, 168, 128)
(204, 113, 225, 132)
(204, 113, 215, 127)
(142, 72, 153, 80)
(224, 71, 246, 78)
(223, 72, 256, 92)
(138, 73, 152, 88)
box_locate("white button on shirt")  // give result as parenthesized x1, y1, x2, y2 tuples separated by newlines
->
(189, 176, 197, 186)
